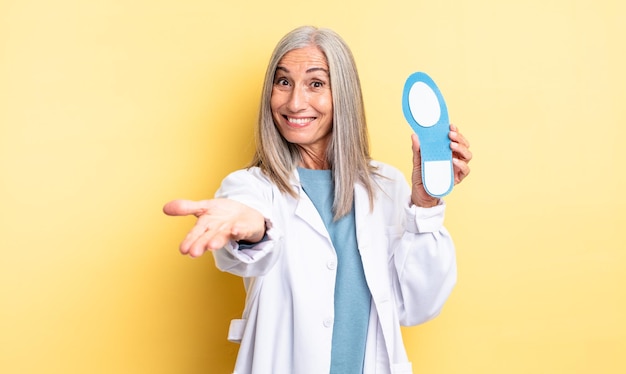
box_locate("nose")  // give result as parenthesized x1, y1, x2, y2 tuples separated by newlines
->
(286, 85, 307, 112)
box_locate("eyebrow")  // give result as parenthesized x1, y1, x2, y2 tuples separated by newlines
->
(276, 66, 329, 75)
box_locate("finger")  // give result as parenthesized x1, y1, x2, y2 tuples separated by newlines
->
(452, 157, 471, 184)
(187, 233, 212, 257)
(411, 133, 421, 149)
(180, 215, 214, 254)
(449, 125, 470, 149)
(184, 228, 217, 257)
(187, 226, 232, 257)
(411, 133, 422, 164)
(163, 199, 211, 217)
(451, 141, 473, 163)
(186, 232, 213, 257)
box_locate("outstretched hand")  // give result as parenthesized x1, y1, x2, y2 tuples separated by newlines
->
(411, 124, 472, 207)
(163, 198, 266, 258)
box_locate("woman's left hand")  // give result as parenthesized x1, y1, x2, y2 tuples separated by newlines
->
(411, 124, 472, 207)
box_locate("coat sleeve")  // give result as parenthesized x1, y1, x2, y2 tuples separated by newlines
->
(210, 168, 284, 278)
(375, 162, 457, 326)
(391, 201, 457, 326)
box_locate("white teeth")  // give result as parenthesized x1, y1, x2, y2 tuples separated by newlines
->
(288, 117, 313, 125)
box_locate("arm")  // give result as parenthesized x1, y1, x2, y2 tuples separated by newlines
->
(163, 168, 284, 277)
(392, 202, 457, 326)
(391, 124, 471, 325)
(162, 198, 266, 258)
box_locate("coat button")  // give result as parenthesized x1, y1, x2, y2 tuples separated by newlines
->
(327, 260, 337, 270)
(323, 318, 333, 328)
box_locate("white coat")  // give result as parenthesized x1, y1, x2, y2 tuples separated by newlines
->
(213, 161, 457, 374)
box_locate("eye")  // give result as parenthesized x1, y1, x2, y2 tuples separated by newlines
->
(311, 81, 324, 88)
(275, 77, 290, 86)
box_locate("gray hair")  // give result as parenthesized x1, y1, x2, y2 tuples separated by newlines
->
(249, 25, 377, 219)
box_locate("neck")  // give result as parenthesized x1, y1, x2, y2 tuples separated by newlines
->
(298, 146, 330, 170)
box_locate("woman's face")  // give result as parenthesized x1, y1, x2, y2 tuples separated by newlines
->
(271, 45, 333, 163)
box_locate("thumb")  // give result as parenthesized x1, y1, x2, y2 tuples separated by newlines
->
(162, 199, 211, 217)
(411, 133, 422, 164)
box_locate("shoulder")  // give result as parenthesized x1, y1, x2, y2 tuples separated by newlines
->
(225, 166, 273, 183)
(369, 160, 406, 181)
(216, 167, 280, 215)
(218, 166, 278, 195)
(367, 160, 411, 199)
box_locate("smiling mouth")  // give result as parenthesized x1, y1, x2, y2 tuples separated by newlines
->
(286, 116, 315, 125)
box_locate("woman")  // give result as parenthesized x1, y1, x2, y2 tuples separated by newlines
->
(164, 25, 471, 374)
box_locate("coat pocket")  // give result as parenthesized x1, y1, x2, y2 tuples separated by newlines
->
(227, 318, 246, 343)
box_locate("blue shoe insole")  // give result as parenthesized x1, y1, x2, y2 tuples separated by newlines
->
(402, 72, 453, 197)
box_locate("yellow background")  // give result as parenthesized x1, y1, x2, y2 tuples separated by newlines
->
(1, 0, 624, 373)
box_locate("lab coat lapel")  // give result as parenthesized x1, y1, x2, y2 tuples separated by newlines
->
(355, 183, 397, 366)
(292, 172, 331, 240)
(354, 183, 390, 303)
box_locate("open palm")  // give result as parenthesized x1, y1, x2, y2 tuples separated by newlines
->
(163, 198, 265, 257)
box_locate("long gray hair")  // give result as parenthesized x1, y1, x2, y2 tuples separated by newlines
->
(249, 26, 377, 219)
